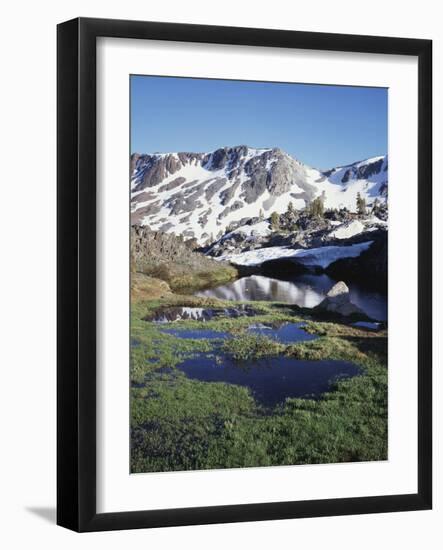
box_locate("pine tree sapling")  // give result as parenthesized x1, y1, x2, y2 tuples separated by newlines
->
(309, 195, 324, 218)
(270, 211, 280, 230)
(372, 198, 380, 215)
(356, 192, 367, 217)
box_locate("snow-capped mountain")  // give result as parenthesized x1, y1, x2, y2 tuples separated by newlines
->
(130, 145, 387, 244)
(322, 156, 388, 198)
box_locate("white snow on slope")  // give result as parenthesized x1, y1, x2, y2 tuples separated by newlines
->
(131, 146, 387, 245)
(217, 241, 373, 268)
(310, 174, 386, 212)
(329, 220, 366, 240)
(222, 221, 271, 240)
(132, 149, 291, 243)
(327, 216, 388, 240)
(366, 215, 388, 227)
(320, 156, 388, 210)
(326, 156, 386, 184)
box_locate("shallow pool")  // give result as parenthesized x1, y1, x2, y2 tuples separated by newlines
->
(247, 322, 318, 344)
(160, 328, 231, 340)
(177, 353, 360, 407)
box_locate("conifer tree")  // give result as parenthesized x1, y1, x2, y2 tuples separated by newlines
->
(356, 192, 366, 216)
(372, 198, 380, 215)
(309, 196, 324, 218)
(270, 211, 280, 230)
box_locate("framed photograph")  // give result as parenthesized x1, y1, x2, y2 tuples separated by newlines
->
(57, 17, 432, 531)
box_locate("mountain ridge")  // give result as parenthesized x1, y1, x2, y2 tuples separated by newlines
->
(131, 145, 388, 245)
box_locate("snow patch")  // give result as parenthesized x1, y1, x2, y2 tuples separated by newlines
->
(218, 241, 374, 268)
(329, 220, 366, 240)
(223, 221, 271, 240)
(131, 146, 388, 245)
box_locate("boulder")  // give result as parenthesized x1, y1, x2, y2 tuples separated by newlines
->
(326, 281, 349, 297)
(315, 281, 364, 316)
(325, 232, 387, 292)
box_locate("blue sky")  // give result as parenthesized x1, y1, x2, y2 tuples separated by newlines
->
(131, 75, 387, 170)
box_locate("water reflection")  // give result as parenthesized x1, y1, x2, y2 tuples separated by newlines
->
(247, 322, 318, 344)
(160, 328, 231, 340)
(159, 322, 316, 344)
(177, 353, 360, 407)
(145, 305, 258, 323)
(196, 274, 387, 321)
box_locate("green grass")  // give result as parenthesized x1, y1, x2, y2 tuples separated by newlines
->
(169, 265, 238, 292)
(131, 371, 258, 472)
(221, 333, 283, 361)
(138, 263, 238, 293)
(130, 290, 388, 473)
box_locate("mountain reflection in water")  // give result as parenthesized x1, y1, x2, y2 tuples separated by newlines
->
(196, 273, 387, 321)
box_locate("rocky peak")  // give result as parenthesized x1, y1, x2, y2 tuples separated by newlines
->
(130, 146, 388, 245)
(323, 155, 388, 186)
(203, 145, 249, 171)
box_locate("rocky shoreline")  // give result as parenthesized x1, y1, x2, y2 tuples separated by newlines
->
(203, 209, 388, 292)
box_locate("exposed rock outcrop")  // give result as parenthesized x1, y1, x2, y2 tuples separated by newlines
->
(315, 281, 365, 317)
(131, 225, 237, 290)
(130, 146, 388, 245)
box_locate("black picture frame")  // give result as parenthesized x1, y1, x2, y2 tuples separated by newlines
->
(57, 17, 432, 532)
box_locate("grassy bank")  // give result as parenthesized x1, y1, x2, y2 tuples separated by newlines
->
(131, 226, 238, 293)
(130, 280, 388, 473)
(138, 263, 237, 293)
